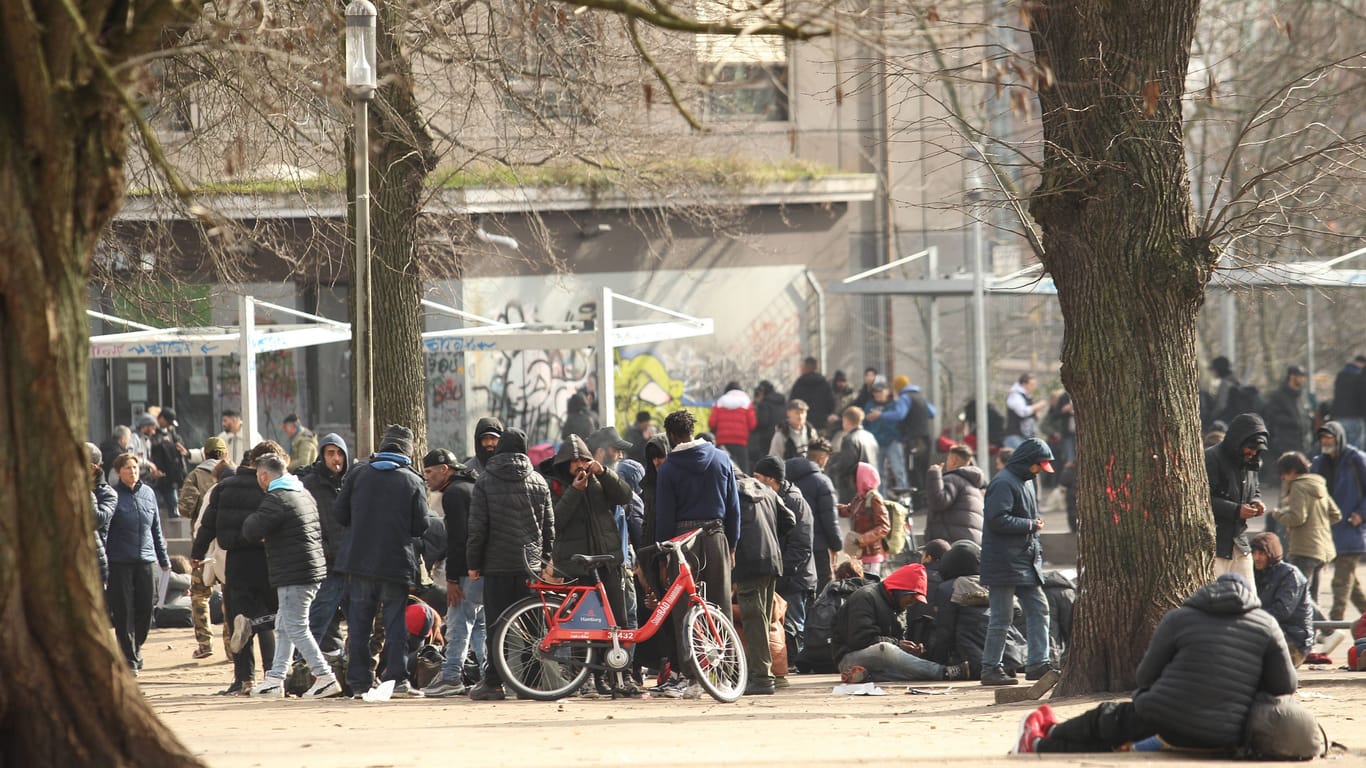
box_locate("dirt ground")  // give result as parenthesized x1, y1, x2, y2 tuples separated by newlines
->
(140, 626, 1366, 768)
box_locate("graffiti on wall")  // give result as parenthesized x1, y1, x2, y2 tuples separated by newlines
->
(426, 351, 466, 455)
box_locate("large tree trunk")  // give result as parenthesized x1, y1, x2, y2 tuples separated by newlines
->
(1028, 1, 1220, 694)
(0, 3, 203, 764)
(352, 2, 437, 457)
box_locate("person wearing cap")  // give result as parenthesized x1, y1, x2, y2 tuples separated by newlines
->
(217, 408, 263, 465)
(180, 436, 228, 660)
(1331, 355, 1366, 449)
(587, 426, 633, 471)
(753, 455, 816, 666)
(420, 448, 484, 697)
(1207, 413, 1269, 582)
(150, 408, 189, 518)
(832, 563, 969, 683)
(786, 437, 841, 592)
(1309, 420, 1366, 629)
(979, 437, 1056, 686)
(623, 411, 654, 465)
(1264, 365, 1314, 462)
(464, 417, 504, 476)
(335, 424, 431, 698)
(282, 414, 319, 473)
(769, 398, 818, 461)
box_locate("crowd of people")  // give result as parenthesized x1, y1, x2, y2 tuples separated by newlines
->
(82, 352, 1365, 759)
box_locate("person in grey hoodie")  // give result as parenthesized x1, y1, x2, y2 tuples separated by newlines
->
(924, 444, 986, 545)
(300, 432, 349, 653)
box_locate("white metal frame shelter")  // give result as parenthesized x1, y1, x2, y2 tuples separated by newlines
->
(421, 287, 714, 427)
(89, 295, 351, 450)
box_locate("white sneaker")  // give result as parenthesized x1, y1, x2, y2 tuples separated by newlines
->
(252, 676, 285, 698)
(305, 673, 341, 699)
(1319, 630, 1346, 656)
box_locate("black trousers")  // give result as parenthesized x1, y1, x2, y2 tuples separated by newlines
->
(107, 562, 154, 669)
(228, 581, 277, 684)
(481, 573, 531, 687)
(1037, 701, 1157, 753)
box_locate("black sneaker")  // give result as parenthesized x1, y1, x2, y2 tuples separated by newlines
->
(1025, 663, 1059, 681)
(469, 681, 506, 701)
(980, 667, 1019, 686)
(943, 661, 972, 681)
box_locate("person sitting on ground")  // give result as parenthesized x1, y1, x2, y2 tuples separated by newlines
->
(923, 539, 1026, 676)
(905, 538, 950, 645)
(831, 562, 970, 683)
(1015, 573, 1296, 754)
(1250, 532, 1314, 667)
(1271, 450, 1339, 654)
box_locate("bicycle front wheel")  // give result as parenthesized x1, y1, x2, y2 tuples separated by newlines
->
(678, 602, 747, 703)
(492, 596, 594, 701)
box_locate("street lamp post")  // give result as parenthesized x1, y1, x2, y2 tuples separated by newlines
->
(346, 0, 377, 459)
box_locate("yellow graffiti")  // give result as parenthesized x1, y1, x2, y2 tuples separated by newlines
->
(613, 350, 710, 431)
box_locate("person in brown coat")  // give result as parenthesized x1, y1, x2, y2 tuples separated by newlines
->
(839, 462, 890, 575)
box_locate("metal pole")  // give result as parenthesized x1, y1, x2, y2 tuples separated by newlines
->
(1306, 288, 1315, 398)
(597, 287, 616, 430)
(1221, 290, 1237, 365)
(239, 294, 258, 455)
(353, 98, 374, 459)
(927, 247, 942, 437)
(973, 216, 990, 471)
(804, 269, 827, 374)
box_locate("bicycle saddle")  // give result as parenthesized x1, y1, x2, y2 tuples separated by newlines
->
(570, 553, 616, 567)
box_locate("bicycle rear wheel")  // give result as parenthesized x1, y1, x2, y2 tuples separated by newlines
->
(678, 602, 747, 703)
(492, 596, 594, 701)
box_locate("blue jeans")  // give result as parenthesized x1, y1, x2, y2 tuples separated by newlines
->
(346, 576, 409, 692)
(308, 572, 347, 653)
(269, 583, 331, 679)
(882, 440, 909, 493)
(838, 642, 944, 681)
(1341, 418, 1366, 451)
(1003, 435, 1025, 450)
(440, 576, 486, 681)
(982, 584, 1051, 672)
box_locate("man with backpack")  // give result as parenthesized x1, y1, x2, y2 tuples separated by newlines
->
(733, 470, 796, 695)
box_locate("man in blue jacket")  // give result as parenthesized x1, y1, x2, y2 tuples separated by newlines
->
(1311, 421, 1366, 624)
(862, 381, 909, 494)
(979, 438, 1054, 687)
(335, 424, 430, 698)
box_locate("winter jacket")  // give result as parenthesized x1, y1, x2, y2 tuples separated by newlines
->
(899, 385, 934, 441)
(654, 439, 741, 548)
(709, 389, 757, 447)
(786, 457, 840, 554)
(842, 490, 890, 561)
(1254, 561, 1313, 655)
(288, 426, 319, 472)
(439, 467, 478, 580)
(560, 394, 598, 444)
(925, 540, 1025, 673)
(92, 481, 117, 582)
(552, 435, 634, 579)
(980, 438, 1049, 587)
(1131, 575, 1296, 750)
(1004, 381, 1039, 440)
(178, 459, 219, 520)
(242, 475, 327, 587)
(924, 464, 985, 545)
(790, 372, 836, 429)
(769, 421, 818, 460)
(334, 452, 430, 586)
(828, 427, 879, 503)
(1206, 413, 1267, 558)
(467, 439, 555, 575)
(750, 390, 788, 459)
(149, 427, 188, 487)
(732, 475, 793, 581)
(862, 395, 909, 447)
(1272, 473, 1341, 564)
(107, 480, 169, 567)
(1310, 420, 1366, 554)
(774, 480, 815, 594)
(1263, 383, 1312, 456)
(832, 581, 903, 662)
(298, 433, 350, 570)
(1332, 363, 1366, 420)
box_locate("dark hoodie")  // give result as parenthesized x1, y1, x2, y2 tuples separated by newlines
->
(551, 434, 633, 578)
(299, 432, 350, 569)
(467, 429, 554, 575)
(832, 563, 927, 662)
(465, 417, 504, 476)
(785, 456, 840, 555)
(334, 445, 429, 585)
(654, 437, 742, 547)
(1309, 419, 1366, 555)
(980, 438, 1052, 586)
(1132, 574, 1295, 749)
(560, 394, 598, 444)
(924, 463, 985, 545)
(640, 435, 670, 544)
(1205, 413, 1267, 558)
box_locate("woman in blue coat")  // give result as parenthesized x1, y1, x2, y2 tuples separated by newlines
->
(106, 453, 170, 673)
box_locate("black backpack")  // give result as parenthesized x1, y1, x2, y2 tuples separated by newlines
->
(799, 576, 871, 672)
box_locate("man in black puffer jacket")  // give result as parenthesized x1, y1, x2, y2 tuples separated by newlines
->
(192, 441, 280, 694)
(300, 432, 349, 654)
(1207, 413, 1269, 581)
(1019, 574, 1296, 754)
(787, 440, 841, 592)
(466, 429, 554, 701)
(924, 444, 985, 545)
(336, 424, 430, 698)
(242, 453, 338, 698)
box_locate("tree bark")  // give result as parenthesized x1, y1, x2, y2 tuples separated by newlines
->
(0, 2, 203, 764)
(1027, 0, 1220, 694)
(353, 2, 437, 458)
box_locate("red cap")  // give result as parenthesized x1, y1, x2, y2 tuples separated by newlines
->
(1037, 459, 1055, 473)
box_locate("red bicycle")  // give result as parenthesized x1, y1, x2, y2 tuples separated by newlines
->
(491, 528, 748, 703)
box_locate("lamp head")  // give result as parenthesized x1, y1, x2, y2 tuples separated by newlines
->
(345, 0, 378, 99)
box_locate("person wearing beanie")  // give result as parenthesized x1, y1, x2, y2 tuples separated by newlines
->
(832, 563, 969, 683)
(466, 428, 555, 701)
(300, 433, 351, 655)
(335, 425, 430, 698)
(465, 417, 504, 476)
(179, 435, 229, 660)
(753, 455, 816, 667)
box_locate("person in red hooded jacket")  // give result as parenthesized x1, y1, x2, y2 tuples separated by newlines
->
(831, 563, 971, 682)
(709, 381, 757, 473)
